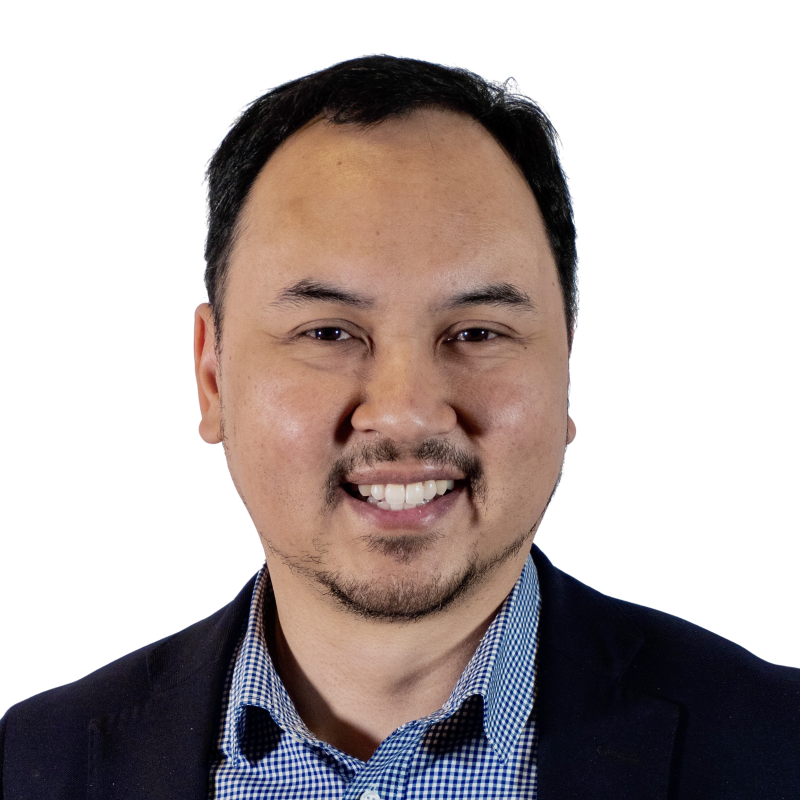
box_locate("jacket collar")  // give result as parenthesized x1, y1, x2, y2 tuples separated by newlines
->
(90, 550, 680, 798)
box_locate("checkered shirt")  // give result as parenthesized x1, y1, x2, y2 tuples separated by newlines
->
(210, 555, 541, 799)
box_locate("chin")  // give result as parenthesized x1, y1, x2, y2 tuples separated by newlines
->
(312, 558, 480, 621)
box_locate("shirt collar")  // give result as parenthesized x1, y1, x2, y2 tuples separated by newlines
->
(435, 555, 541, 760)
(223, 555, 540, 762)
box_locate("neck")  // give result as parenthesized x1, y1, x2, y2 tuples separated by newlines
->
(266, 554, 527, 760)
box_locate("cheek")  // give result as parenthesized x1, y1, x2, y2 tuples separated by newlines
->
(267, 388, 331, 459)
(460, 368, 568, 509)
(464, 366, 567, 446)
(222, 358, 352, 499)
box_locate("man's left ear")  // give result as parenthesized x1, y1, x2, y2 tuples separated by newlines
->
(567, 369, 578, 447)
(194, 303, 223, 444)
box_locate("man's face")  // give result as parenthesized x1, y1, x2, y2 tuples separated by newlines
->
(196, 109, 574, 619)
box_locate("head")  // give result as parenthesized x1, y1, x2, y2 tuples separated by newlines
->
(195, 56, 577, 622)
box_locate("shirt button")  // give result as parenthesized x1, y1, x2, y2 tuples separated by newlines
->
(360, 792, 381, 800)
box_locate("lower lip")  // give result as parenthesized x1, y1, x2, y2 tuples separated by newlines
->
(342, 486, 463, 529)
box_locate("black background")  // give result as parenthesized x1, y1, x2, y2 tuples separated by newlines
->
(0, 47, 800, 708)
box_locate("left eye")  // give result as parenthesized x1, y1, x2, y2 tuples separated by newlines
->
(451, 328, 498, 342)
(305, 327, 352, 341)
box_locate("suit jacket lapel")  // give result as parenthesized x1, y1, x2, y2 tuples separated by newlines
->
(531, 547, 680, 799)
(88, 577, 255, 800)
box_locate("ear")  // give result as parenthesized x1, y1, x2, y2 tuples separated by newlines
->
(194, 303, 222, 444)
(567, 369, 578, 447)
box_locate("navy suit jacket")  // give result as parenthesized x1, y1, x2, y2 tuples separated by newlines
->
(2, 546, 799, 799)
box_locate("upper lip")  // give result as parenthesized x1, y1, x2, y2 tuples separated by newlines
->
(344, 466, 464, 486)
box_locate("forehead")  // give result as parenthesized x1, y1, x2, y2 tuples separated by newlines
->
(229, 108, 555, 298)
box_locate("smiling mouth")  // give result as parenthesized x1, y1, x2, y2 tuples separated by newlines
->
(344, 480, 457, 511)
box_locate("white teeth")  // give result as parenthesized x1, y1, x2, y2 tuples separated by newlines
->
(384, 484, 405, 505)
(405, 482, 424, 504)
(356, 479, 457, 512)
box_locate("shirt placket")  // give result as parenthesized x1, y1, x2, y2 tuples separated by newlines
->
(340, 720, 425, 800)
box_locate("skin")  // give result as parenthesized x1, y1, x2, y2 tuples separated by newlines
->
(194, 108, 576, 760)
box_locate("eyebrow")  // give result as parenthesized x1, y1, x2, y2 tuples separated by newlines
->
(442, 282, 536, 312)
(270, 279, 375, 309)
(269, 278, 535, 313)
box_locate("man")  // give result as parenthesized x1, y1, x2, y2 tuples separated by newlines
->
(1, 55, 798, 799)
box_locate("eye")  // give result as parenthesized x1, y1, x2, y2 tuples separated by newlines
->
(304, 327, 353, 342)
(450, 328, 499, 342)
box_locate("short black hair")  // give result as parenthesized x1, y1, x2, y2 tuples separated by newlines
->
(205, 55, 577, 344)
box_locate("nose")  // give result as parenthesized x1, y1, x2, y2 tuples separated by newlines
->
(350, 340, 457, 442)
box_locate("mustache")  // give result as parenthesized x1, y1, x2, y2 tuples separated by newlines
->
(325, 439, 486, 507)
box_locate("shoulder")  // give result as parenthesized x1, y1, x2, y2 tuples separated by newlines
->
(613, 593, 800, 711)
(616, 595, 800, 790)
(532, 545, 799, 724)
(0, 575, 256, 797)
(533, 544, 799, 694)
(531, 546, 800, 793)
(2, 637, 155, 740)
(1, 574, 255, 781)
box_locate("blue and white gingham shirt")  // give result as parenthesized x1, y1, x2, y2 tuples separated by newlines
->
(210, 555, 541, 799)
